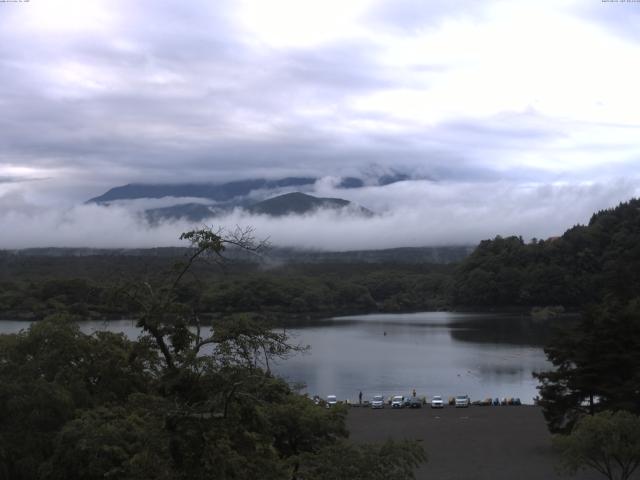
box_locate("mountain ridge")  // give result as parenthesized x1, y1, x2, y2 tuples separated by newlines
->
(87, 177, 317, 204)
(143, 192, 373, 222)
(87, 173, 419, 204)
(246, 192, 373, 217)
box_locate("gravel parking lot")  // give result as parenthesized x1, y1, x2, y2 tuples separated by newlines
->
(347, 406, 605, 480)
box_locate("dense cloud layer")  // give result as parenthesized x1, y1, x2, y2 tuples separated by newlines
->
(1, 0, 639, 248)
(2, 179, 638, 250)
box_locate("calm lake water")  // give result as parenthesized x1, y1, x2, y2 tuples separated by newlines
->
(0, 312, 552, 404)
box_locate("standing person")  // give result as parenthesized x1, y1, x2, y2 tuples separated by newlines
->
(358, 391, 363, 404)
(412, 388, 416, 398)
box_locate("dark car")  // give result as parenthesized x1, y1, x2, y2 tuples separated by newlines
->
(409, 397, 422, 408)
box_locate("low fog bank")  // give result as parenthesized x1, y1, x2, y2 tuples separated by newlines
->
(1, 180, 638, 250)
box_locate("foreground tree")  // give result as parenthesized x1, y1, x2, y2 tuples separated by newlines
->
(534, 298, 640, 433)
(0, 228, 426, 480)
(554, 410, 640, 480)
(0, 315, 158, 480)
(295, 439, 426, 480)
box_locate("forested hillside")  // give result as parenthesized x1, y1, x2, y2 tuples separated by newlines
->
(453, 198, 640, 308)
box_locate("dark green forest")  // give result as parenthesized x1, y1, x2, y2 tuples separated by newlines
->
(0, 255, 455, 321)
(453, 198, 640, 307)
(2, 199, 640, 478)
(4, 199, 640, 320)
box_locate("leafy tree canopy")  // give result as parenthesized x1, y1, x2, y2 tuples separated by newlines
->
(0, 228, 425, 480)
(534, 297, 640, 433)
(554, 410, 640, 480)
(454, 198, 640, 308)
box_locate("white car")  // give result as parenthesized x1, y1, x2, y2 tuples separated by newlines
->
(431, 395, 444, 408)
(326, 395, 338, 407)
(455, 395, 470, 408)
(371, 394, 385, 409)
(391, 395, 405, 408)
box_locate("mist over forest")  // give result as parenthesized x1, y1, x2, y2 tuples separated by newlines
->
(2, 176, 639, 250)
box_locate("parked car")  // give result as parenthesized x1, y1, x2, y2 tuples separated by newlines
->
(403, 397, 412, 408)
(455, 395, 470, 408)
(409, 397, 422, 408)
(371, 394, 385, 409)
(326, 395, 338, 408)
(391, 395, 405, 408)
(431, 395, 444, 408)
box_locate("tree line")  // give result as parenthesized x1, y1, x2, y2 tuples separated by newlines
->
(453, 198, 640, 308)
(4, 199, 640, 322)
(0, 261, 454, 322)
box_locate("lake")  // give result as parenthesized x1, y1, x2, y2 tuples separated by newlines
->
(0, 311, 552, 404)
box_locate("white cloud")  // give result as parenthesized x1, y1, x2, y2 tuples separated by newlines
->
(1, 0, 639, 248)
(1, 179, 638, 250)
(8, 0, 116, 35)
(235, 0, 372, 48)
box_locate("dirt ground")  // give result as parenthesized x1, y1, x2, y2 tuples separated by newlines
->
(346, 405, 610, 480)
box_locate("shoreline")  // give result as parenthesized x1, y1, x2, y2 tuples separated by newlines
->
(0, 305, 577, 325)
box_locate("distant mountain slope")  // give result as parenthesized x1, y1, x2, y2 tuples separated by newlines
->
(88, 177, 316, 204)
(87, 173, 422, 205)
(140, 192, 373, 222)
(246, 192, 373, 217)
(144, 203, 222, 224)
(337, 177, 365, 188)
(378, 172, 410, 185)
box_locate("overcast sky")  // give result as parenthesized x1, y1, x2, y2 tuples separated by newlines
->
(1, 0, 639, 249)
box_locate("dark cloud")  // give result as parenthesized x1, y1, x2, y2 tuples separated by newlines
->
(0, 0, 639, 248)
(0, 10, 391, 189)
(0, 1, 444, 194)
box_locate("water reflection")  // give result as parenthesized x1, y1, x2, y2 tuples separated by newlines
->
(449, 317, 552, 346)
(0, 312, 552, 404)
(275, 312, 551, 404)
